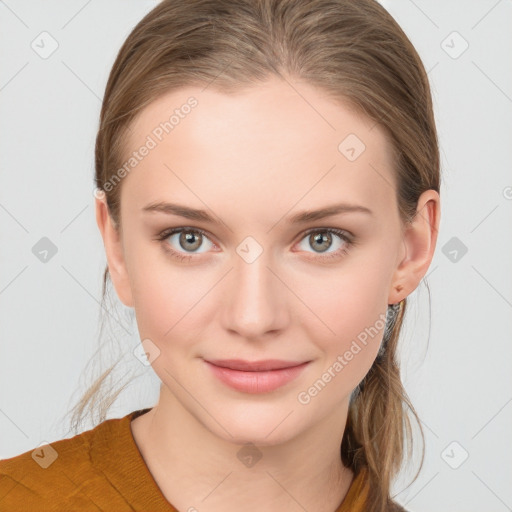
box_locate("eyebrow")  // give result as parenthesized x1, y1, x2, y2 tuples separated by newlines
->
(142, 201, 373, 224)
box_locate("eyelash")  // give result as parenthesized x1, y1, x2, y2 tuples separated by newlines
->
(155, 226, 355, 263)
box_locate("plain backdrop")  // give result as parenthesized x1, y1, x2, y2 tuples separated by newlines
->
(1, 1, 511, 511)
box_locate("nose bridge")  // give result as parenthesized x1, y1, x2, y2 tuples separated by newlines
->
(222, 237, 286, 337)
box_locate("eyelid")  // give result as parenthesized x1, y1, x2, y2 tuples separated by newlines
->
(298, 226, 354, 242)
(157, 226, 217, 244)
(157, 225, 353, 246)
(156, 225, 355, 262)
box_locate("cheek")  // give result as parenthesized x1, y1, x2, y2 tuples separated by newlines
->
(296, 259, 391, 372)
(127, 248, 216, 343)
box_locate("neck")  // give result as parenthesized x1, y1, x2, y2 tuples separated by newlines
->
(131, 387, 354, 512)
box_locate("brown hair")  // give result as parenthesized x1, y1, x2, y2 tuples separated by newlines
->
(67, 1, 440, 510)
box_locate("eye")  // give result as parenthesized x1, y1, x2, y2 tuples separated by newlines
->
(156, 226, 355, 263)
(157, 227, 216, 261)
(295, 228, 354, 261)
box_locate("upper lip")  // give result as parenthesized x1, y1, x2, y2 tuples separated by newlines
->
(205, 359, 309, 371)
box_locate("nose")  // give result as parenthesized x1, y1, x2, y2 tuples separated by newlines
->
(220, 247, 289, 340)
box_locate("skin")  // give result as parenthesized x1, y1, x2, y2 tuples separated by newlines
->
(95, 77, 440, 512)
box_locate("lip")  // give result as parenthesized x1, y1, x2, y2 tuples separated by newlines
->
(204, 359, 311, 394)
(206, 359, 308, 371)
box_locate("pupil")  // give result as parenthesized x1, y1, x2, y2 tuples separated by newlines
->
(312, 232, 331, 253)
(181, 232, 201, 250)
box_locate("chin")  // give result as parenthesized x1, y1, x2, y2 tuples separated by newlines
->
(207, 410, 305, 447)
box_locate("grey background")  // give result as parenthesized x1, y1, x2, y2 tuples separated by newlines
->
(1, 1, 511, 511)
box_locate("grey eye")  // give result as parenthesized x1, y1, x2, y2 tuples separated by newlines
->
(297, 230, 348, 254)
(166, 230, 214, 254)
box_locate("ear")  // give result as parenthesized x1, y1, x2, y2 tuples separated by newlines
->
(388, 189, 441, 304)
(95, 191, 134, 307)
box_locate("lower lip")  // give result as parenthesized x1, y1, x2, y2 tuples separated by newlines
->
(204, 361, 310, 394)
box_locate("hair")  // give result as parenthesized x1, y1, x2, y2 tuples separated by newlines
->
(66, 1, 440, 510)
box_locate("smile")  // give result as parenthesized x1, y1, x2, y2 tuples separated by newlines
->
(204, 359, 311, 393)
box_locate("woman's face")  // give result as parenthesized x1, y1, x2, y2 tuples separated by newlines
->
(100, 78, 424, 445)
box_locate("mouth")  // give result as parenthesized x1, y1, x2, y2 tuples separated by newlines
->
(203, 359, 311, 393)
(205, 359, 309, 371)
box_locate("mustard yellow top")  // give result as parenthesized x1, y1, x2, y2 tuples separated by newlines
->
(0, 408, 370, 511)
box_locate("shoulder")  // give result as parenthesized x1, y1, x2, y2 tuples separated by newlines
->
(1, 421, 91, 476)
(0, 411, 144, 511)
(0, 424, 93, 498)
(337, 467, 410, 512)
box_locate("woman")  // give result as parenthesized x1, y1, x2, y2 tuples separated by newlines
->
(0, 1, 440, 510)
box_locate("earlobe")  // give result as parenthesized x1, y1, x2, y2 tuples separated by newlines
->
(388, 190, 441, 304)
(94, 193, 134, 307)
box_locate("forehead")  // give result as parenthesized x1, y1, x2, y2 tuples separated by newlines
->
(120, 79, 397, 223)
